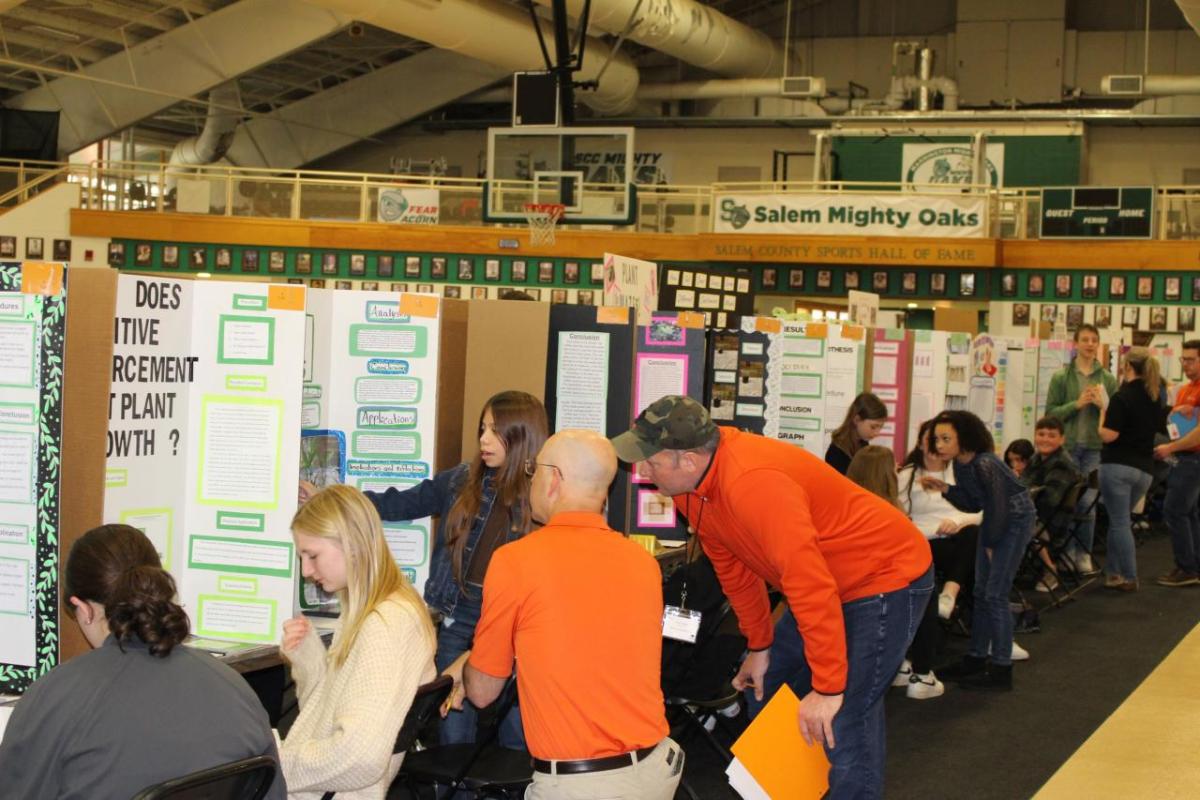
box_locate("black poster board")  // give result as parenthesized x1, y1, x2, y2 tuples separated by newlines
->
(658, 264, 754, 330)
(544, 304, 636, 532)
(705, 326, 770, 435)
(625, 314, 707, 541)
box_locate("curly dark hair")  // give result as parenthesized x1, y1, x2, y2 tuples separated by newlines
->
(932, 410, 995, 456)
(65, 524, 189, 657)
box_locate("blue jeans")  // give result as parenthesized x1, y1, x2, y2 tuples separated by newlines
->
(1164, 453, 1200, 574)
(969, 500, 1034, 666)
(746, 566, 933, 800)
(1099, 463, 1153, 582)
(1068, 445, 1102, 555)
(436, 597, 526, 749)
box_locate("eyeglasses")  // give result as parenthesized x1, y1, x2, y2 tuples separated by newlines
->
(523, 459, 563, 479)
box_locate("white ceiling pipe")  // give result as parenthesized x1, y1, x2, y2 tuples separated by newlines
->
(303, 0, 639, 114)
(638, 78, 786, 101)
(169, 83, 241, 168)
(1101, 74, 1200, 95)
(532, 0, 782, 78)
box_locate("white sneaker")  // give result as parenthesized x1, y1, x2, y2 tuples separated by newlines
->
(1035, 573, 1060, 593)
(1011, 641, 1030, 661)
(907, 672, 945, 700)
(892, 659, 913, 687)
(1074, 553, 1098, 576)
(937, 592, 955, 620)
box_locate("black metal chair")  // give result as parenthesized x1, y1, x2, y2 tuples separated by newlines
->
(131, 755, 278, 800)
(1022, 478, 1089, 607)
(396, 676, 532, 799)
(319, 674, 454, 800)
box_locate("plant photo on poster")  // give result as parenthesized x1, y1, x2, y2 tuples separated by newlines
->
(1095, 304, 1112, 328)
(1109, 275, 1126, 299)
(1027, 274, 1044, 297)
(1012, 302, 1031, 326)
(1082, 274, 1099, 299)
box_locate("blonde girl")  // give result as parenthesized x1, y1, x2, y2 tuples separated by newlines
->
(279, 485, 436, 800)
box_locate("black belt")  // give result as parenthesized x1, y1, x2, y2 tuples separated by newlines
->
(532, 744, 659, 775)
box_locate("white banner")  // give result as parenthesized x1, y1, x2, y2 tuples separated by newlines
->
(902, 142, 1005, 188)
(378, 187, 440, 225)
(713, 193, 986, 238)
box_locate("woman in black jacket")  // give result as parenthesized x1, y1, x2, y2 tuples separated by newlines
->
(1098, 348, 1167, 591)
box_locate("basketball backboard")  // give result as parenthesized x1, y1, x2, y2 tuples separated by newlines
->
(483, 126, 637, 225)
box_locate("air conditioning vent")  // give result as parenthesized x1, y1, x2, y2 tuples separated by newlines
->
(1102, 75, 1144, 95)
(780, 76, 826, 98)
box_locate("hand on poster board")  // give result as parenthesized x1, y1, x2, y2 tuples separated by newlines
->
(298, 479, 319, 505)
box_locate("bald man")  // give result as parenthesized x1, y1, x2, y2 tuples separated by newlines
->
(464, 430, 683, 799)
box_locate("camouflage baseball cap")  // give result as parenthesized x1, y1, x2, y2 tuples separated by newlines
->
(611, 395, 718, 462)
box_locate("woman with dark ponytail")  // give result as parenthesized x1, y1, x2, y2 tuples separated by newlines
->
(0, 524, 285, 800)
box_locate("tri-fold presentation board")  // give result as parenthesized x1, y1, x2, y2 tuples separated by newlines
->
(0, 264, 68, 693)
(300, 289, 452, 599)
(104, 275, 305, 645)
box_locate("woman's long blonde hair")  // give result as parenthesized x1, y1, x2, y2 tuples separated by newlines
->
(292, 485, 434, 667)
(1123, 347, 1162, 402)
(846, 445, 901, 508)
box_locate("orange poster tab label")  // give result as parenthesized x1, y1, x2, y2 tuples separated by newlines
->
(755, 317, 782, 334)
(20, 262, 64, 296)
(596, 306, 630, 325)
(842, 325, 865, 341)
(677, 311, 705, 329)
(399, 292, 439, 318)
(267, 285, 305, 311)
(805, 322, 828, 339)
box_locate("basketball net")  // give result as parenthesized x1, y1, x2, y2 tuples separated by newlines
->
(523, 203, 566, 246)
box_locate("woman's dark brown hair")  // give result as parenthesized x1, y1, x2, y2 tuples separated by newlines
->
(65, 524, 189, 657)
(442, 390, 549, 589)
(830, 392, 889, 458)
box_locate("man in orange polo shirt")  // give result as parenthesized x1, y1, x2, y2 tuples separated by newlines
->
(464, 429, 683, 799)
(612, 396, 932, 800)
(1155, 339, 1200, 586)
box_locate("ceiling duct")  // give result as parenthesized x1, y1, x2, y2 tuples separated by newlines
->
(531, 0, 783, 78)
(303, 0, 639, 114)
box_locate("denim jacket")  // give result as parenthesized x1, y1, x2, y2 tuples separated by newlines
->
(365, 463, 526, 618)
(944, 451, 1035, 547)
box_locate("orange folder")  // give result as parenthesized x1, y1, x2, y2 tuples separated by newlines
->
(730, 685, 830, 798)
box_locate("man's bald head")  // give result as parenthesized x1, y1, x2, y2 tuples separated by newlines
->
(530, 430, 617, 521)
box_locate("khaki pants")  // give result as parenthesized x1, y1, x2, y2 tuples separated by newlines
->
(525, 739, 684, 800)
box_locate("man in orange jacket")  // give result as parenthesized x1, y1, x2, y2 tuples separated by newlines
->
(613, 396, 932, 799)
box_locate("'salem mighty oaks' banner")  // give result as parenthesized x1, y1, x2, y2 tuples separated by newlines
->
(714, 193, 987, 238)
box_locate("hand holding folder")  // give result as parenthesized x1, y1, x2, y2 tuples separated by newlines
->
(727, 685, 831, 799)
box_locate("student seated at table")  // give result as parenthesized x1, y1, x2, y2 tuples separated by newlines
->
(1003, 439, 1035, 478)
(0, 524, 285, 800)
(280, 485, 436, 800)
(1021, 417, 1085, 589)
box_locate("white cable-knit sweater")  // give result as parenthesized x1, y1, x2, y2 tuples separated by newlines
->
(280, 595, 436, 800)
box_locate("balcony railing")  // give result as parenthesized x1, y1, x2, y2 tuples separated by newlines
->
(0, 158, 1191, 242)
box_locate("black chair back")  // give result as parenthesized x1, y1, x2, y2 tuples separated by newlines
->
(396, 674, 454, 754)
(663, 601, 748, 703)
(131, 755, 277, 800)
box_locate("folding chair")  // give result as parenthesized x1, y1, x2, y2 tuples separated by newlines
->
(397, 676, 531, 799)
(319, 674, 453, 800)
(1062, 469, 1102, 573)
(131, 755, 278, 800)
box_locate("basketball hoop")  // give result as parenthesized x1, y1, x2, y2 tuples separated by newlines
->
(523, 203, 566, 246)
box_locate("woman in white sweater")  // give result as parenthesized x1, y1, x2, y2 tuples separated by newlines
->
(280, 484, 437, 800)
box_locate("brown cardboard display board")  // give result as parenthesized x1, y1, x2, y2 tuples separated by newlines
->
(935, 307, 979, 335)
(59, 269, 117, 662)
(435, 299, 469, 472)
(459, 300, 551, 463)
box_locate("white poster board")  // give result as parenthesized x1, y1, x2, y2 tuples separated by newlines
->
(105, 276, 305, 644)
(602, 252, 658, 326)
(301, 290, 441, 593)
